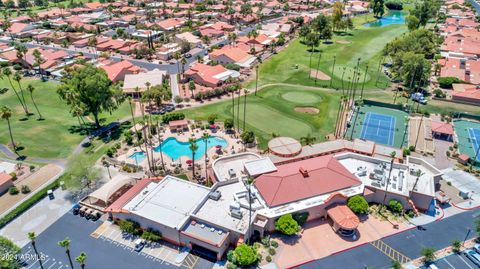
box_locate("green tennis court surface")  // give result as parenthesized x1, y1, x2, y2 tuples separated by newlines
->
(346, 104, 409, 148)
(454, 119, 480, 162)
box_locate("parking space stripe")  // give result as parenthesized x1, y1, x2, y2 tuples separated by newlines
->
(443, 258, 456, 269)
(458, 255, 475, 269)
(370, 239, 411, 264)
(47, 261, 57, 269)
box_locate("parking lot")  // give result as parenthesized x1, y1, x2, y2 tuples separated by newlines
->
(422, 253, 479, 269)
(92, 222, 180, 266)
(19, 212, 214, 269)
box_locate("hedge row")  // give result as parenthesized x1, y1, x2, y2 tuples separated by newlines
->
(0, 180, 60, 229)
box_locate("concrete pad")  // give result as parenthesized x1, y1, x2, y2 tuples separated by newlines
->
(0, 188, 73, 248)
(274, 216, 410, 269)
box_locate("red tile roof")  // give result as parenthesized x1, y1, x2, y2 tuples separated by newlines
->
(254, 154, 362, 207)
(327, 204, 360, 230)
(431, 121, 454, 136)
(0, 172, 12, 186)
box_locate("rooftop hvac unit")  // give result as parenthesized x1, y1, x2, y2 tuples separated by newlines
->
(208, 191, 222, 201)
(230, 201, 241, 211)
(231, 208, 243, 219)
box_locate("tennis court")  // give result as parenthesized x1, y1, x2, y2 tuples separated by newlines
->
(468, 128, 480, 161)
(346, 103, 409, 148)
(360, 112, 396, 146)
(453, 119, 480, 162)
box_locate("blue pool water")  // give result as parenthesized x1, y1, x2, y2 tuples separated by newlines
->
(129, 151, 146, 163)
(155, 136, 228, 161)
(364, 11, 405, 27)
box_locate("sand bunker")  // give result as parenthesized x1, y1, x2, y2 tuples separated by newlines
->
(310, 70, 331, 80)
(336, 40, 351, 44)
(295, 107, 320, 114)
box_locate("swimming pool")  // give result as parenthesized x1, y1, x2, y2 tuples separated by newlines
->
(364, 11, 405, 27)
(129, 151, 147, 163)
(155, 136, 228, 161)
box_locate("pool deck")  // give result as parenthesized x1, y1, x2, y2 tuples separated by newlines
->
(116, 125, 251, 174)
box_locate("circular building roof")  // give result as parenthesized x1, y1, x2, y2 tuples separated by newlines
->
(268, 137, 302, 157)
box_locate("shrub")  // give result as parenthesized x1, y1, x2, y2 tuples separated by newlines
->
(9, 186, 19, 195)
(446, 151, 451, 157)
(347, 195, 369, 214)
(9, 172, 17, 181)
(232, 244, 258, 266)
(207, 114, 218, 125)
(451, 240, 461, 253)
(389, 199, 403, 214)
(224, 63, 241, 71)
(268, 248, 276, 255)
(421, 247, 436, 264)
(433, 89, 446, 98)
(438, 77, 464, 89)
(293, 212, 309, 225)
(275, 214, 300, 235)
(141, 228, 162, 242)
(13, 64, 22, 70)
(270, 240, 279, 248)
(162, 112, 185, 124)
(403, 148, 410, 157)
(224, 118, 234, 129)
(21, 185, 30, 194)
(261, 236, 271, 247)
(409, 145, 416, 152)
(118, 219, 141, 235)
(241, 131, 255, 144)
(266, 255, 272, 262)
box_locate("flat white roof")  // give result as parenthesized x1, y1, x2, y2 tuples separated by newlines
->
(212, 152, 261, 182)
(123, 176, 210, 229)
(244, 158, 277, 177)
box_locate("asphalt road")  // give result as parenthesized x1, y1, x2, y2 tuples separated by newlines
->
(20, 212, 214, 269)
(297, 209, 480, 269)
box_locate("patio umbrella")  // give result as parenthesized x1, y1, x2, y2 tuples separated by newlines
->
(186, 160, 193, 165)
(215, 145, 222, 149)
(210, 124, 216, 129)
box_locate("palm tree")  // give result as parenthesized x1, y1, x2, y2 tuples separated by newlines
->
(349, 99, 364, 140)
(254, 65, 259, 96)
(2, 67, 27, 115)
(28, 232, 44, 269)
(189, 138, 198, 179)
(181, 57, 187, 78)
(27, 84, 43, 120)
(58, 238, 74, 269)
(173, 52, 181, 74)
(391, 260, 402, 269)
(202, 132, 209, 185)
(243, 90, 248, 131)
(75, 252, 87, 269)
(330, 55, 336, 88)
(1, 106, 17, 154)
(300, 133, 316, 146)
(13, 71, 29, 115)
(381, 151, 397, 208)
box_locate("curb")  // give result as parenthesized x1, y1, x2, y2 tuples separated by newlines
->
(452, 202, 480, 211)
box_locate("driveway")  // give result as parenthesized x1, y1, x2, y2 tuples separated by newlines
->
(274, 216, 410, 268)
(297, 208, 480, 269)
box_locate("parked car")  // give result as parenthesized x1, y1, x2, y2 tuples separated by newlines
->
(185, 53, 192, 58)
(47, 190, 54, 200)
(72, 204, 81, 215)
(411, 92, 427, 104)
(134, 239, 145, 252)
(464, 249, 480, 266)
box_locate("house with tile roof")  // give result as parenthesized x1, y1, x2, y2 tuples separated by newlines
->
(209, 46, 256, 68)
(184, 63, 240, 88)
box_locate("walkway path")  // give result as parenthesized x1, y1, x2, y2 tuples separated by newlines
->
(170, 74, 180, 104)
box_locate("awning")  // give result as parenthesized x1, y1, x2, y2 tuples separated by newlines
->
(327, 204, 360, 230)
(87, 176, 136, 208)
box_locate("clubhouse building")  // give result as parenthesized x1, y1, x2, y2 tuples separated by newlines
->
(106, 138, 442, 260)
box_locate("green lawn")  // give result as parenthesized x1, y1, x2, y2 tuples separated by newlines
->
(180, 86, 340, 149)
(0, 78, 130, 159)
(250, 20, 407, 91)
